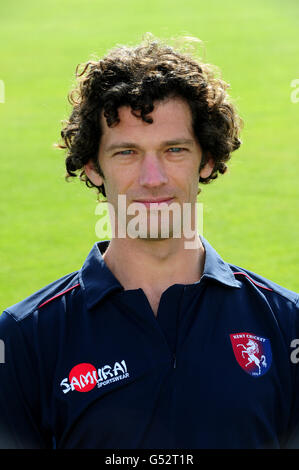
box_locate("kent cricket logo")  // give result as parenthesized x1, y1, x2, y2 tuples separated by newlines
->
(230, 333, 272, 377)
(60, 360, 129, 394)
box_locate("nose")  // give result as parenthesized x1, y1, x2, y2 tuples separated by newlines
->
(138, 153, 168, 188)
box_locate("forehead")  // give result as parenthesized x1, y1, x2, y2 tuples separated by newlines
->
(99, 97, 194, 145)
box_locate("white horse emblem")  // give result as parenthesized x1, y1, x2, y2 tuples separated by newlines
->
(237, 339, 267, 375)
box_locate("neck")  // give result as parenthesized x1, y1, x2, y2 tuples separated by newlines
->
(102, 235, 205, 292)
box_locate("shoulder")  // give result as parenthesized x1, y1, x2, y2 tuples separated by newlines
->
(1, 271, 82, 324)
(229, 264, 299, 306)
(227, 264, 299, 332)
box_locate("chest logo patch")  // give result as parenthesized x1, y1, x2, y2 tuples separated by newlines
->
(230, 332, 272, 377)
(60, 360, 129, 394)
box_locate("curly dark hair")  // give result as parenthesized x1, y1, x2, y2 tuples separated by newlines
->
(57, 34, 243, 199)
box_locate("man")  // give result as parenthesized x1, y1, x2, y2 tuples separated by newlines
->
(0, 36, 298, 449)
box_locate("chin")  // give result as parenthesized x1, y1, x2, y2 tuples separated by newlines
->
(134, 231, 176, 241)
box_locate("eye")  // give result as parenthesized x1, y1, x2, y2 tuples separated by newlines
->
(167, 147, 186, 153)
(116, 150, 135, 156)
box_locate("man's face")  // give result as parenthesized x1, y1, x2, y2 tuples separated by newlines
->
(85, 96, 214, 240)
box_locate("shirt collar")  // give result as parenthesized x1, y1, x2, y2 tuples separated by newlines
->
(79, 235, 240, 310)
(199, 235, 240, 289)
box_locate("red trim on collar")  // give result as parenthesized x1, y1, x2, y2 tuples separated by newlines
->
(38, 283, 80, 309)
(233, 272, 273, 291)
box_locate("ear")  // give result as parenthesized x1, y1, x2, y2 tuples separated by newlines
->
(84, 159, 104, 187)
(199, 153, 214, 179)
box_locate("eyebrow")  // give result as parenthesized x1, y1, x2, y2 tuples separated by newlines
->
(104, 139, 195, 153)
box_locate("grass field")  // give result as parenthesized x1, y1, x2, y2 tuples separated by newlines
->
(0, 0, 298, 310)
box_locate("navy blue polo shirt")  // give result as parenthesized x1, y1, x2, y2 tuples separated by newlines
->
(0, 236, 299, 449)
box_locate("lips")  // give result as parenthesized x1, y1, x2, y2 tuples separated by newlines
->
(133, 197, 175, 207)
(134, 197, 174, 204)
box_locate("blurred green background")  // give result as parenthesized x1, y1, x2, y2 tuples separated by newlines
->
(0, 0, 298, 310)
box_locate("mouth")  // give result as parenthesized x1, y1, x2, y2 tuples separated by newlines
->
(133, 197, 175, 208)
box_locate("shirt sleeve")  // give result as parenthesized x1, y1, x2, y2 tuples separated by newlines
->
(0, 310, 52, 448)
